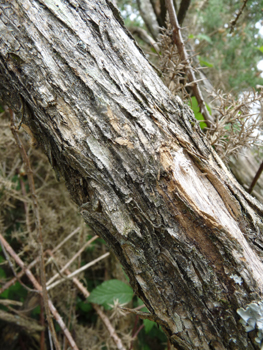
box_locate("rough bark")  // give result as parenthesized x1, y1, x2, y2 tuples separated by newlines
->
(1, 1, 263, 349)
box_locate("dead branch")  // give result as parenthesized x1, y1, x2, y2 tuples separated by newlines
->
(46, 249, 127, 350)
(248, 160, 263, 194)
(0, 309, 44, 333)
(9, 108, 60, 350)
(0, 233, 79, 350)
(165, 0, 213, 125)
(47, 252, 110, 291)
(46, 235, 99, 286)
(230, 0, 249, 33)
(0, 227, 81, 295)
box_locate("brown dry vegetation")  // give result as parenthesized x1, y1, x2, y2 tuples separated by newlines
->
(0, 109, 143, 350)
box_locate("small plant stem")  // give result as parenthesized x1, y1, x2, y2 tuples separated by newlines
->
(0, 227, 81, 295)
(130, 315, 139, 350)
(248, 160, 263, 194)
(20, 178, 31, 233)
(130, 315, 144, 350)
(165, 0, 213, 126)
(51, 227, 80, 254)
(46, 250, 127, 350)
(0, 233, 79, 350)
(230, 0, 248, 33)
(0, 239, 37, 293)
(46, 235, 98, 286)
(40, 296, 45, 350)
(47, 252, 110, 290)
(9, 108, 60, 350)
(132, 324, 144, 340)
(0, 257, 39, 295)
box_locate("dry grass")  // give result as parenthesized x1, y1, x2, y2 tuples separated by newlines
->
(0, 109, 134, 349)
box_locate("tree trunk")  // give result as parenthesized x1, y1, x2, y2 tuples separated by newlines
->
(1, 1, 263, 349)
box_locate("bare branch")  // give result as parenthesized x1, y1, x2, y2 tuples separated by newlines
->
(248, 161, 263, 194)
(46, 235, 99, 286)
(9, 108, 60, 350)
(47, 252, 110, 291)
(46, 250, 127, 350)
(0, 309, 44, 333)
(165, 0, 213, 125)
(0, 233, 79, 350)
(229, 0, 249, 33)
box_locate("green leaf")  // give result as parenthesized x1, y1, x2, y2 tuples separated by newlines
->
(87, 279, 133, 309)
(0, 267, 6, 278)
(143, 318, 155, 333)
(31, 305, 41, 316)
(77, 301, 92, 312)
(141, 345, 151, 350)
(136, 298, 156, 333)
(0, 289, 9, 299)
(189, 97, 208, 129)
(206, 103, 212, 114)
(196, 33, 212, 44)
(190, 96, 199, 114)
(257, 46, 263, 53)
(199, 58, 214, 67)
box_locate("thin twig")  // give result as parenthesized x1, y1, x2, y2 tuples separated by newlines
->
(0, 227, 82, 295)
(248, 160, 263, 194)
(46, 250, 127, 350)
(9, 108, 60, 350)
(20, 177, 32, 234)
(129, 26, 160, 52)
(40, 295, 45, 350)
(52, 227, 80, 254)
(47, 252, 110, 291)
(0, 257, 39, 295)
(132, 324, 144, 340)
(229, 0, 248, 33)
(0, 233, 79, 350)
(0, 238, 37, 293)
(165, 0, 213, 126)
(46, 235, 98, 286)
(0, 309, 44, 333)
(0, 299, 23, 306)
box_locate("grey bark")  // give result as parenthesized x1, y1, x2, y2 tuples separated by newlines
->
(1, 1, 263, 349)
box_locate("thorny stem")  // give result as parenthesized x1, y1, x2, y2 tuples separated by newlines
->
(20, 178, 31, 234)
(46, 235, 99, 286)
(229, 0, 248, 33)
(40, 296, 45, 350)
(0, 233, 79, 350)
(9, 108, 61, 350)
(46, 252, 110, 291)
(165, 0, 213, 126)
(0, 238, 37, 293)
(248, 160, 263, 194)
(46, 250, 127, 350)
(130, 315, 144, 350)
(132, 324, 144, 341)
(0, 227, 81, 295)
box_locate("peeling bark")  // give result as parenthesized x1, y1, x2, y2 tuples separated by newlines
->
(1, 1, 263, 349)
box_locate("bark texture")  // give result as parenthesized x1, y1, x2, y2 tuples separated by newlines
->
(1, 1, 263, 349)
